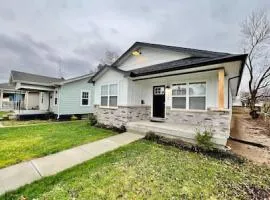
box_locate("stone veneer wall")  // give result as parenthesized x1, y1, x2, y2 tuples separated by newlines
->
(94, 105, 151, 127)
(166, 107, 231, 137)
(94, 105, 231, 138)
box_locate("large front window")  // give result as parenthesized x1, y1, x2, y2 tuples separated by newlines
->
(101, 84, 118, 107)
(172, 82, 206, 110)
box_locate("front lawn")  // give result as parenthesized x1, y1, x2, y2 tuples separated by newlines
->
(0, 111, 10, 118)
(2, 140, 269, 199)
(2, 119, 56, 126)
(0, 121, 116, 168)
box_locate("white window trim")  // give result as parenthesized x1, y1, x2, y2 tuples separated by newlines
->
(80, 90, 91, 106)
(53, 90, 58, 106)
(171, 81, 207, 111)
(100, 83, 118, 108)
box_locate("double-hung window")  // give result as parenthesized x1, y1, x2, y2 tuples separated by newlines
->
(172, 82, 206, 110)
(81, 90, 90, 106)
(189, 82, 206, 110)
(101, 83, 118, 107)
(172, 83, 187, 109)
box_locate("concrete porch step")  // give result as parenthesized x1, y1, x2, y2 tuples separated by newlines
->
(150, 117, 166, 122)
(126, 121, 227, 146)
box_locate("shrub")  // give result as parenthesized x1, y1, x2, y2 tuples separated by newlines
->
(195, 129, 214, 151)
(144, 132, 243, 163)
(94, 123, 126, 133)
(71, 115, 78, 121)
(262, 102, 270, 114)
(145, 131, 160, 141)
(89, 114, 97, 126)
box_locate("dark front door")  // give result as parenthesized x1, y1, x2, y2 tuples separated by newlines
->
(153, 85, 165, 118)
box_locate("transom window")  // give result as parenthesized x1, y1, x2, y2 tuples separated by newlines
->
(81, 90, 90, 106)
(154, 86, 165, 95)
(101, 84, 118, 107)
(172, 82, 206, 110)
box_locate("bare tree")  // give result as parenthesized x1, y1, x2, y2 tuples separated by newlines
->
(92, 50, 119, 72)
(241, 10, 270, 118)
(100, 50, 119, 65)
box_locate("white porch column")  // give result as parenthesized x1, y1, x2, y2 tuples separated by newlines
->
(218, 69, 225, 109)
(25, 91, 29, 110)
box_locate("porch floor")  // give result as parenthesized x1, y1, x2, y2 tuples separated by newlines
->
(14, 110, 50, 116)
(126, 120, 227, 147)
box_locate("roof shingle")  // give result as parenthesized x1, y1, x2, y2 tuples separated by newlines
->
(11, 70, 64, 84)
(0, 83, 15, 90)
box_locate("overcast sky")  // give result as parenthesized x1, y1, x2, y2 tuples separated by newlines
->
(0, 0, 269, 84)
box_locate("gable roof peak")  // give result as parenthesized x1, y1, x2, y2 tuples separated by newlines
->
(112, 41, 232, 67)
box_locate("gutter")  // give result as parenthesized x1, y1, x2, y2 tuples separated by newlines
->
(130, 54, 248, 78)
(57, 87, 61, 119)
(132, 67, 224, 81)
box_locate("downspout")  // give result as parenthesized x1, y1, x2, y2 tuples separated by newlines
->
(227, 76, 240, 109)
(57, 87, 61, 119)
(48, 92, 50, 112)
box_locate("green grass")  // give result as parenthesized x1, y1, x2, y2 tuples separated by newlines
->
(0, 121, 116, 168)
(0, 111, 9, 118)
(2, 119, 56, 126)
(2, 140, 269, 199)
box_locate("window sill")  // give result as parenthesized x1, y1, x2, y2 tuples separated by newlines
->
(99, 106, 118, 110)
(80, 105, 90, 107)
(170, 108, 207, 113)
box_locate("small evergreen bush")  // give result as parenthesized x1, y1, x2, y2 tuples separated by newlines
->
(195, 129, 214, 151)
(89, 114, 97, 126)
(71, 115, 78, 121)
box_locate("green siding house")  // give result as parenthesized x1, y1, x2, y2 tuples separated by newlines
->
(8, 70, 94, 118)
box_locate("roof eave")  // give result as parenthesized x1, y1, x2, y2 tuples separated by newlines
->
(236, 54, 248, 95)
(88, 66, 129, 83)
(60, 74, 94, 85)
(129, 54, 248, 78)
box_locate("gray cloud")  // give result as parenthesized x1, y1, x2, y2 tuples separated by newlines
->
(0, 0, 269, 84)
(0, 7, 15, 21)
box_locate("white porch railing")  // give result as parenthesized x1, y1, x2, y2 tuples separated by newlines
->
(2, 101, 25, 110)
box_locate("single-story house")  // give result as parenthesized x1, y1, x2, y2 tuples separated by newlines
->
(8, 70, 94, 118)
(89, 42, 247, 148)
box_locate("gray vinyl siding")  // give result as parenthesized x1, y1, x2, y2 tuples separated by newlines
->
(58, 78, 94, 115)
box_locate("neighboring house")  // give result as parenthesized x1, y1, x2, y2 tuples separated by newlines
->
(9, 70, 94, 117)
(0, 83, 25, 111)
(89, 42, 247, 148)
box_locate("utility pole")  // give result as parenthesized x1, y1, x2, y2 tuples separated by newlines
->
(58, 57, 63, 78)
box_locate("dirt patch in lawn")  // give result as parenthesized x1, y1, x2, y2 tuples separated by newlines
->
(244, 184, 270, 200)
(227, 111, 270, 166)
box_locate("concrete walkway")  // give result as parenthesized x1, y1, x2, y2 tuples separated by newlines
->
(0, 132, 144, 195)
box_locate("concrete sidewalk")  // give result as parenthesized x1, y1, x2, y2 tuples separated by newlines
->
(0, 132, 144, 195)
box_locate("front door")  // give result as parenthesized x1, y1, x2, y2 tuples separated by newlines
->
(153, 85, 165, 118)
(39, 92, 49, 111)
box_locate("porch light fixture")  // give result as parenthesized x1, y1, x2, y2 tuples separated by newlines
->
(132, 49, 141, 56)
